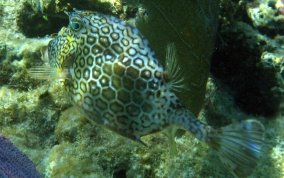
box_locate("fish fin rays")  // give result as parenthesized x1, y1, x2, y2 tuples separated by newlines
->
(28, 65, 69, 81)
(165, 43, 187, 93)
(164, 125, 178, 157)
(28, 65, 58, 80)
(207, 119, 265, 177)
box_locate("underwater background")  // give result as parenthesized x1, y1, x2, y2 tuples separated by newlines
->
(0, 0, 283, 177)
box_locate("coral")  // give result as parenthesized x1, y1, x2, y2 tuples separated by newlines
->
(276, 0, 284, 14)
(17, 2, 68, 38)
(53, 0, 123, 15)
(247, 1, 276, 27)
(0, 135, 40, 178)
(5, 0, 122, 38)
(247, 0, 284, 35)
(211, 0, 283, 117)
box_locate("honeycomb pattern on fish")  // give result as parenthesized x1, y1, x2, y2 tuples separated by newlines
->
(46, 10, 265, 177)
(50, 11, 185, 139)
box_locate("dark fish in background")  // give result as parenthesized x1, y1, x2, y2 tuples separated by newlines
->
(0, 135, 40, 178)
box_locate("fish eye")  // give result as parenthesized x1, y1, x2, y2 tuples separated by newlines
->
(70, 17, 82, 31)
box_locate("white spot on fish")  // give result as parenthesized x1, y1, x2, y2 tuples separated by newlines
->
(144, 70, 150, 77)
(101, 78, 106, 84)
(134, 58, 143, 67)
(122, 57, 129, 63)
(84, 70, 89, 79)
(122, 38, 129, 46)
(102, 26, 109, 33)
(106, 54, 112, 60)
(129, 48, 136, 56)
(133, 38, 140, 44)
(94, 71, 99, 76)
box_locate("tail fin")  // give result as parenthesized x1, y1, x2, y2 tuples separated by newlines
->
(207, 120, 265, 177)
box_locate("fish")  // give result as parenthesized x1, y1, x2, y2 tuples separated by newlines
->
(0, 135, 40, 178)
(30, 10, 265, 177)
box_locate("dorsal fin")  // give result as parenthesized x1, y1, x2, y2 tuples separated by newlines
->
(165, 43, 186, 92)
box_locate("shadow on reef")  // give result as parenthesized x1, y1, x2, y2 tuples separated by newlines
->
(17, 2, 68, 38)
(55, 0, 121, 14)
(211, 31, 281, 118)
(16, 0, 121, 38)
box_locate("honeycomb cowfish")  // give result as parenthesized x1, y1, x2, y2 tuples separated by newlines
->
(30, 10, 265, 177)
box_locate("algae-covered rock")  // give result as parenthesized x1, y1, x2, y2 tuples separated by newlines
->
(247, 0, 284, 34)
(211, 0, 283, 117)
(15, 0, 122, 38)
